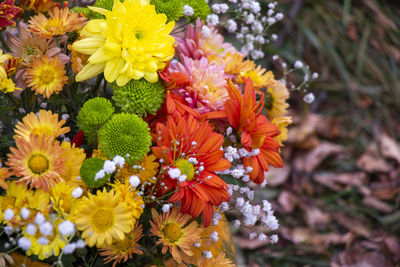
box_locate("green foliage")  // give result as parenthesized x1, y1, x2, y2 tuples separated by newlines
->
(98, 113, 151, 164)
(77, 97, 114, 145)
(182, 0, 210, 21)
(80, 157, 110, 188)
(150, 0, 184, 22)
(112, 79, 165, 116)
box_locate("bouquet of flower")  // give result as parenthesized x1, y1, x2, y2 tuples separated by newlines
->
(0, 0, 314, 266)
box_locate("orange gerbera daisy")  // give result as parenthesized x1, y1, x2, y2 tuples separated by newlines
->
(100, 223, 143, 267)
(26, 56, 68, 98)
(14, 110, 70, 142)
(28, 7, 87, 38)
(7, 134, 66, 191)
(150, 207, 202, 263)
(205, 79, 283, 184)
(152, 115, 231, 227)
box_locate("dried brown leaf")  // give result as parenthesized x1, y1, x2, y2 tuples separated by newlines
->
(294, 142, 346, 172)
(378, 134, 400, 164)
(277, 190, 297, 213)
(313, 172, 367, 191)
(333, 213, 371, 238)
(362, 197, 393, 213)
(266, 165, 291, 187)
(356, 143, 391, 173)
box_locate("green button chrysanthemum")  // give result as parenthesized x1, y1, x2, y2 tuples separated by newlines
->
(150, 0, 184, 22)
(112, 79, 165, 116)
(98, 113, 151, 164)
(77, 97, 115, 144)
(80, 157, 110, 188)
(183, 0, 210, 21)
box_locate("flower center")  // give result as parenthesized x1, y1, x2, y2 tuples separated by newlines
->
(264, 91, 275, 111)
(28, 154, 49, 174)
(31, 126, 54, 139)
(135, 31, 144, 40)
(163, 223, 182, 243)
(39, 69, 55, 84)
(175, 159, 195, 181)
(113, 235, 132, 251)
(91, 208, 114, 232)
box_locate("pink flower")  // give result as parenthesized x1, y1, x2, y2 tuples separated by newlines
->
(169, 56, 229, 113)
(175, 19, 237, 60)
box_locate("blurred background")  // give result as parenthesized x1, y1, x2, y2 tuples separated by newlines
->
(236, 0, 400, 266)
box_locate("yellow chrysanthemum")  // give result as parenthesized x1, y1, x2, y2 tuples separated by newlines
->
(0, 167, 10, 190)
(72, 0, 175, 86)
(26, 56, 68, 98)
(14, 110, 70, 142)
(0, 181, 33, 223)
(150, 207, 202, 263)
(73, 188, 134, 247)
(239, 66, 276, 93)
(7, 134, 66, 191)
(25, 219, 67, 260)
(272, 116, 292, 146)
(60, 141, 86, 186)
(50, 182, 78, 217)
(28, 7, 87, 38)
(112, 181, 144, 221)
(99, 223, 143, 267)
(0, 181, 49, 225)
(265, 80, 290, 120)
(215, 52, 255, 76)
(115, 154, 159, 184)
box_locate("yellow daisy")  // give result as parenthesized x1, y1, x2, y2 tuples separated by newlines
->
(99, 223, 143, 267)
(112, 181, 144, 221)
(0, 181, 33, 223)
(0, 167, 10, 190)
(50, 182, 78, 217)
(60, 141, 86, 186)
(28, 7, 87, 38)
(272, 116, 293, 146)
(115, 154, 159, 184)
(150, 207, 202, 263)
(25, 218, 67, 260)
(14, 110, 70, 142)
(72, 0, 175, 86)
(26, 56, 68, 98)
(217, 52, 255, 76)
(265, 80, 290, 120)
(7, 134, 66, 191)
(73, 188, 134, 247)
(239, 66, 276, 93)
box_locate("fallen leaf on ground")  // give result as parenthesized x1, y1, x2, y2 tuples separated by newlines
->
(357, 143, 391, 173)
(294, 142, 346, 172)
(277, 190, 297, 213)
(266, 165, 291, 187)
(378, 134, 400, 164)
(362, 196, 393, 213)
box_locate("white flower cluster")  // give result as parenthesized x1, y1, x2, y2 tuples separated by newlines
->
(207, 0, 284, 60)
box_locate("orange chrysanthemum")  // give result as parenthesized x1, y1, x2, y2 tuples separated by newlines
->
(14, 110, 70, 142)
(0, 167, 10, 190)
(152, 115, 231, 227)
(19, 0, 56, 13)
(28, 7, 87, 38)
(7, 134, 66, 191)
(100, 223, 143, 267)
(26, 56, 68, 98)
(68, 43, 89, 75)
(150, 207, 202, 263)
(205, 79, 283, 184)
